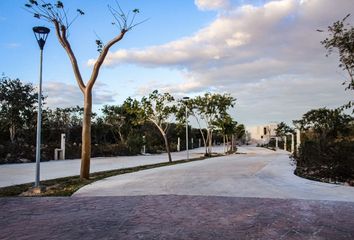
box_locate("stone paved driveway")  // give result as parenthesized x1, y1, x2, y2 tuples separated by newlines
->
(1, 196, 354, 240)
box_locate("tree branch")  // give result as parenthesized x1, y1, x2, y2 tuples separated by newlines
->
(87, 29, 127, 91)
(52, 20, 86, 92)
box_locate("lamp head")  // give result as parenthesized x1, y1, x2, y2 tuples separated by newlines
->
(33, 26, 50, 50)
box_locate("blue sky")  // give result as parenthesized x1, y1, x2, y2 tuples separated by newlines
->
(1, 0, 353, 127)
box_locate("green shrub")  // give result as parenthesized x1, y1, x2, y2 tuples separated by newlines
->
(295, 139, 354, 182)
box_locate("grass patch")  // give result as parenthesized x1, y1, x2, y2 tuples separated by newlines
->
(0, 153, 224, 197)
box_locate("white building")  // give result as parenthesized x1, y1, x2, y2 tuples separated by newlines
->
(246, 122, 278, 144)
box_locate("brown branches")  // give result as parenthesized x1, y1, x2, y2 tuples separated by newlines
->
(24, 0, 85, 38)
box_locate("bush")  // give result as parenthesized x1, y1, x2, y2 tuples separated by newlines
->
(295, 139, 354, 183)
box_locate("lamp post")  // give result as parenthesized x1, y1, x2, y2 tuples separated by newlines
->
(33, 26, 50, 189)
(183, 97, 190, 160)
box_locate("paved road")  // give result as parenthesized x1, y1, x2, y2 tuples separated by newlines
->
(74, 146, 354, 202)
(1, 196, 353, 240)
(0, 147, 224, 188)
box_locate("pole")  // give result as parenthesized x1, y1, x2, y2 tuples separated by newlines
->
(34, 49, 43, 187)
(185, 104, 189, 160)
(296, 129, 301, 151)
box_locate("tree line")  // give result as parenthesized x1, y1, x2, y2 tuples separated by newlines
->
(0, 75, 245, 164)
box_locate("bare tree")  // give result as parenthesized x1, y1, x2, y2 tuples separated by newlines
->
(25, 0, 144, 179)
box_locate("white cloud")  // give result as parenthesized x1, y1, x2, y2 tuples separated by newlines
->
(88, 0, 354, 125)
(194, 0, 230, 10)
(43, 81, 116, 108)
(4, 43, 21, 49)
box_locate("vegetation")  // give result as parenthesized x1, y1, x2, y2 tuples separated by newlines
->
(274, 122, 295, 151)
(125, 90, 177, 162)
(320, 14, 354, 110)
(190, 93, 236, 155)
(293, 108, 354, 184)
(0, 76, 240, 165)
(291, 15, 354, 185)
(0, 75, 38, 143)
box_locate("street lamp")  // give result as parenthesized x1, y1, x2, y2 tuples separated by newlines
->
(33, 26, 50, 190)
(183, 97, 190, 160)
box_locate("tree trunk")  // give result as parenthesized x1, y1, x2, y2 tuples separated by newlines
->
(208, 129, 212, 155)
(197, 128, 207, 155)
(226, 135, 229, 153)
(205, 131, 210, 155)
(118, 128, 125, 144)
(9, 125, 15, 143)
(162, 133, 172, 162)
(151, 120, 172, 162)
(80, 90, 92, 179)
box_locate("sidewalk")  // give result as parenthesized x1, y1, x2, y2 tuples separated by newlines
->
(0, 146, 225, 188)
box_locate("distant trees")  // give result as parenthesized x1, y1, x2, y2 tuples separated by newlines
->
(275, 122, 294, 138)
(125, 90, 176, 162)
(192, 93, 236, 155)
(0, 76, 37, 143)
(214, 114, 237, 153)
(293, 108, 352, 140)
(234, 124, 246, 143)
(0, 77, 242, 164)
(102, 105, 128, 144)
(42, 106, 83, 143)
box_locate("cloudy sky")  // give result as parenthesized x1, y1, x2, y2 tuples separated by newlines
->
(1, 0, 353, 127)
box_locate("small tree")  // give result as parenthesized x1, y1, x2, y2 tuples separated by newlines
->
(176, 98, 208, 152)
(25, 0, 143, 179)
(192, 93, 236, 155)
(275, 122, 294, 137)
(293, 108, 353, 140)
(125, 90, 176, 162)
(214, 114, 237, 153)
(102, 105, 127, 144)
(0, 76, 37, 143)
(320, 14, 354, 109)
(234, 124, 246, 143)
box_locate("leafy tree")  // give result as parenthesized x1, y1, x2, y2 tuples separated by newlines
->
(192, 93, 236, 155)
(176, 98, 208, 153)
(0, 76, 37, 143)
(275, 122, 294, 137)
(102, 105, 128, 144)
(25, 0, 143, 179)
(293, 108, 354, 183)
(320, 14, 354, 109)
(293, 108, 353, 140)
(42, 106, 83, 143)
(124, 90, 176, 162)
(214, 114, 237, 153)
(234, 124, 246, 143)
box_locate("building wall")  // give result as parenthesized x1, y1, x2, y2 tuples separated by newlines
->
(246, 122, 278, 144)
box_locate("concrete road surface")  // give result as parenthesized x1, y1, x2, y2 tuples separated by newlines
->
(74, 146, 354, 202)
(0, 147, 224, 188)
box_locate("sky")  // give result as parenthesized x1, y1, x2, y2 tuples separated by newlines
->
(0, 0, 353, 127)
